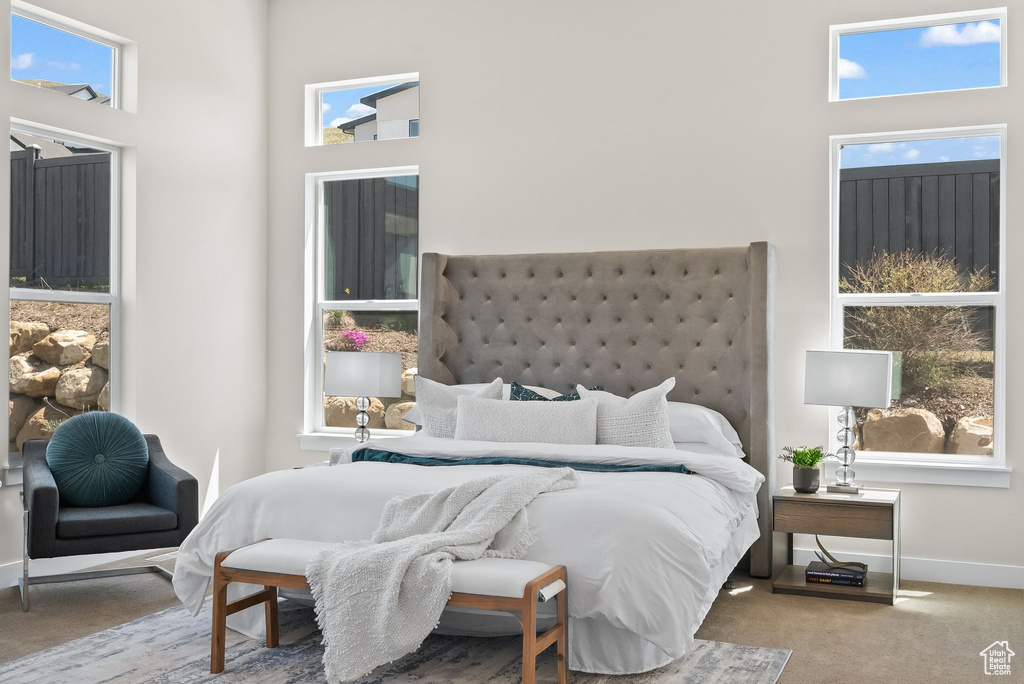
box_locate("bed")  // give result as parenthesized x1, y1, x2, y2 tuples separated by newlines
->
(173, 242, 779, 674)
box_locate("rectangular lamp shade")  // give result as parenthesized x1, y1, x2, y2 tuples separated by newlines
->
(804, 349, 893, 409)
(324, 351, 403, 398)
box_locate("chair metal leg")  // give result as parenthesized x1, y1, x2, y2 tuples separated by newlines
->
(21, 496, 29, 612)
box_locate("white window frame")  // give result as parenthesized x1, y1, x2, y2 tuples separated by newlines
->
(301, 166, 420, 447)
(303, 72, 419, 147)
(829, 8, 1008, 102)
(10, 3, 123, 110)
(828, 125, 1009, 488)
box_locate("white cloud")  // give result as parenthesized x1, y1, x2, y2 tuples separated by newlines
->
(904, 148, 921, 160)
(940, 155, 951, 161)
(329, 117, 351, 127)
(920, 21, 1000, 47)
(322, 103, 332, 114)
(46, 60, 81, 71)
(12, 53, 34, 70)
(867, 143, 894, 154)
(345, 103, 375, 118)
(838, 57, 867, 79)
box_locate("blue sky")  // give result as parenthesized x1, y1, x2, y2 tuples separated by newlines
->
(321, 85, 382, 129)
(839, 20, 1001, 100)
(10, 14, 113, 95)
(841, 135, 1000, 169)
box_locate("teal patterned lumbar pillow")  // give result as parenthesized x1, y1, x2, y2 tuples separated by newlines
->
(509, 380, 603, 402)
(45, 412, 150, 508)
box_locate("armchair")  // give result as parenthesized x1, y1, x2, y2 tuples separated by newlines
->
(20, 434, 199, 611)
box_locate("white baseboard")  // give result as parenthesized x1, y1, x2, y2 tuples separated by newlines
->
(793, 548, 1024, 589)
(0, 550, 162, 589)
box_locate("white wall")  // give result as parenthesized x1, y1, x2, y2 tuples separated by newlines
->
(0, 0, 269, 571)
(266, 0, 1024, 581)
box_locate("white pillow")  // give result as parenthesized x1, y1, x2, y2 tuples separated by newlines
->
(454, 396, 598, 444)
(576, 378, 675, 450)
(665, 402, 745, 458)
(403, 382, 560, 425)
(414, 377, 503, 438)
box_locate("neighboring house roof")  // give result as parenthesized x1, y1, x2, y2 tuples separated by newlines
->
(16, 80, 112, 104)
(338, 112, 378, 133)
(358, 81, 419, 108)
(9, 132, 75, 159)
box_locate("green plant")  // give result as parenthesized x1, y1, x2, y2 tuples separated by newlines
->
(327, 310, 351, 325)
(778, 446, 829, 469)
(841, 251, 993, 393)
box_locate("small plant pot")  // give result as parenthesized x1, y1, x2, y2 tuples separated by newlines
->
(793, 466, 820, 494)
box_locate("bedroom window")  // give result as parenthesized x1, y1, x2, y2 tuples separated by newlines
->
(830, 126, 1005, 470)
(306, 73, 420, 146)
(305, 167, 419, 438)
(830, 9, 1006, 101)
(9, 125, 120, 461)
(10, 7, 121, 109)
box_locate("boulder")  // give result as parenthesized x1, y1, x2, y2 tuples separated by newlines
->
(10, 353, 61, 397)
(402, 368, 418, 397)
(9, 395, 39, 440)
(56, 366, 109, 410)
(91, 340, 110, 369)
(324, 396, 385, 429)
(10, 321, 50, 356)
(947, 416, 994, 456)
(16, 402, 81, 451)
(385, 401, 416, 430)
(862, 408, 945, 453)
(33, 330, 96, 366)
(97, 382, 110, 411)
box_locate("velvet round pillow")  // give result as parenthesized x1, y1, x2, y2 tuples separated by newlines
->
(45, 412, 150, 508)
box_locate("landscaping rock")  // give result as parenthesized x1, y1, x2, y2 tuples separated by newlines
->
(98, 382, 110, 411)
(10, 321, 50, 356)
(947, 416, 994, 456)
(32, 330, 96, 366)
(402, 368, 417, 397)
(9, 395, 39, 440)
(862, 407, 945, 453)
(324, 396, 385, 429)
(91, 340, 110, 369)
(56, 366, 108, 409)
(9, 353, 61, 397)
(16, 402, 80, 451)
(385, 401, 416, 430)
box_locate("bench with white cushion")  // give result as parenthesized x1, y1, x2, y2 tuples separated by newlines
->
(210, 538, 568, 684)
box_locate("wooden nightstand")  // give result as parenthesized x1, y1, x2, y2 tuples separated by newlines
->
(771, 486, 900, 605)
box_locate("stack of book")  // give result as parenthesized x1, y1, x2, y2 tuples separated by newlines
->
(805, 560, 866, 587)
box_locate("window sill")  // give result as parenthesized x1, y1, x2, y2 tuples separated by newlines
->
(298, 429, 413, 452)
(850, 458, 1011, 488)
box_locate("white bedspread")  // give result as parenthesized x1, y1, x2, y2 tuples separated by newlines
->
(173, 435, 763, 674)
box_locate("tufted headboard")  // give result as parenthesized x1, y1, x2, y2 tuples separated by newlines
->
(418, 243, 777, 578)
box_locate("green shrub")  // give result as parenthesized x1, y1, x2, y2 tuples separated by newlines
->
(778, 446, 829, 469)
(841, 251, 992, 393)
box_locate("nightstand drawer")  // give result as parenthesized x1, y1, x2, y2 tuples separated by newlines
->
(774, 500, 893, 540)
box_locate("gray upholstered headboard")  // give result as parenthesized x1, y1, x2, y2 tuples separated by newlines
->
(418, 243, 777, 578)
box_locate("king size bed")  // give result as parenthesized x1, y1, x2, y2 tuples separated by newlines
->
(172, 242, 779, 675)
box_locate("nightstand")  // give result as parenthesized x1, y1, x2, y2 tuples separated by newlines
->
(771, 486, 900, 605)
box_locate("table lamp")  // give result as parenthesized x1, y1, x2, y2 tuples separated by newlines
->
(325, 351, 403, 443)
(804, 349, 893, 493)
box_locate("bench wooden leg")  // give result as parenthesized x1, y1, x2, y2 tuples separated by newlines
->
(211, 568, 228, 674)
(265, 586, 279, 648)
(556, 568, 569, 684)
(520, 592, 537, 684)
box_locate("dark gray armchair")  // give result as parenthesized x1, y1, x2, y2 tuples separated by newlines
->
(20, 434, 199, 611)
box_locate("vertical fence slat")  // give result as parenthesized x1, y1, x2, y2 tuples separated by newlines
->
(871, 179, 889, 256)
(921, 175, 939, 254)
(954, 173, 974, 271)
(971, 173, 990, 277)
(989, 171, 1000, 283)
(938, 174, 956, 258)
(838, 181, 857, 280)
(906, 176, 922, 253)
(888, 177, 906, 253)
(855, 179, 872, 263)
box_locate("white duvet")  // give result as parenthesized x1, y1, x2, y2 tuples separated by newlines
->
(173, 435, 763, 674)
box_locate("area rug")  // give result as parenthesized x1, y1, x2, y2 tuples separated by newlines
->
(0, 599, 790, 683)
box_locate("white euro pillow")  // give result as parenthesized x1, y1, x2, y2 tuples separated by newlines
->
(454, 396, 598, 444)
(413, 377, 503, 438)
(665, 402, 745, 458)
(576, 378, 676, 450)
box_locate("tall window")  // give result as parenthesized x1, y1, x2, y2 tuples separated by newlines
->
(306, 168, 419, 436)
(10, 8, 120, 108)
(830, 127, 1004, 466)
(9, 126, 120, 460)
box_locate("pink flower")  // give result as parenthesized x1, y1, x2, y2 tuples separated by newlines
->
(338, 328, 370, 351)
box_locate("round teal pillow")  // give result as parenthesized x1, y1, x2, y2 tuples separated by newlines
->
(45, 413, 150, 508)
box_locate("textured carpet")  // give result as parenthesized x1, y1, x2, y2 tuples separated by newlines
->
(0, 598, 791, 683)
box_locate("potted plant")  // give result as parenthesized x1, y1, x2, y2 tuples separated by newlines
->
(778, 446, 830, 493)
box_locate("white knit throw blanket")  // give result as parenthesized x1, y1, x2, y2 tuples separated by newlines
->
(305, 467, 580, 683)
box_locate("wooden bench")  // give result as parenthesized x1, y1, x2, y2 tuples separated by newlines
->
(211, 538, 569, 684)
